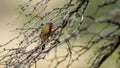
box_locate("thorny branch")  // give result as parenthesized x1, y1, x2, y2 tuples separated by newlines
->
(0, 0, 120, 68)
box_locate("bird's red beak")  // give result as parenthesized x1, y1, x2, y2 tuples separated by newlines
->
(50, 22, 54, 29)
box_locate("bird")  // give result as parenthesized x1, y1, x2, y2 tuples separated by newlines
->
(40, 22, 54, 50)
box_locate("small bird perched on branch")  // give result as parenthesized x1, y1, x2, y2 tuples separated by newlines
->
(40, 22, 54, 50)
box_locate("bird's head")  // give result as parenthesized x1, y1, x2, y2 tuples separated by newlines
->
(49, 22, 54, 29)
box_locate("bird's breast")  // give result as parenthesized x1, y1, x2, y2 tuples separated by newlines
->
(41, 27, 50, 33)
